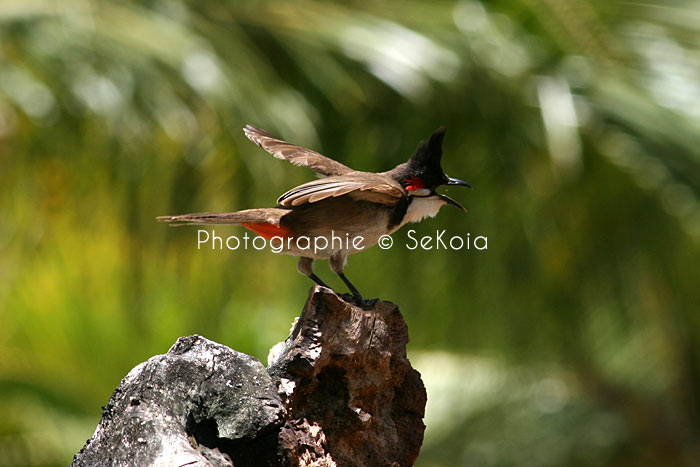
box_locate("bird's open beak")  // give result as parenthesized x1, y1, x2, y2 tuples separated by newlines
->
(446, 176, 471, 188)
(437, 175, 470, 212)
(436, 193, 467, 212)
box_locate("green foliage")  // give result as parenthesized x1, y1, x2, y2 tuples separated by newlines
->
(1, 1, 699, 465)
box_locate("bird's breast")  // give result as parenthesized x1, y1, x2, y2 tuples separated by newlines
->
(399, 196, 444, 226)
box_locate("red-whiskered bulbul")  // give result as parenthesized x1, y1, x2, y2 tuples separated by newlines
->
(158, 125, 470, 307)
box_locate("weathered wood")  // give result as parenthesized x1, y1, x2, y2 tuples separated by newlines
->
(73, 286, 426, 466)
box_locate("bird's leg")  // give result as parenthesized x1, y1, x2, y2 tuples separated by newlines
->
(330, 254, 378, 309)
(309, 273, 330, 289)
(337, 272, 363, 301)
(297, 257, 330, 289)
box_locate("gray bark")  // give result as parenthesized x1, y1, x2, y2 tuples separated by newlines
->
(73, 286, 426, 466)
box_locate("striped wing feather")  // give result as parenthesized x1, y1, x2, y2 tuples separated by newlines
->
(277, 174, 405, 207)
(243, 125, 353, 177)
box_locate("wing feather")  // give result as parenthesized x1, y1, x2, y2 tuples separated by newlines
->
(243, 125, 353, 177)
(277, 174, 405, 207)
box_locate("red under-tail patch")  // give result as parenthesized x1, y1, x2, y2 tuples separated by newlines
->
(403, 175, 426, 192)
(242, 223, 290, 240)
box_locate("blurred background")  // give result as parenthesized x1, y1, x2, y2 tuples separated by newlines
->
(1, 0, 699, 465)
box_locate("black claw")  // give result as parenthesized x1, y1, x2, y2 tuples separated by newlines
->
(339, 293, 379, 309)
(309, 271, 377, 308)
(336, 272, 378, 308)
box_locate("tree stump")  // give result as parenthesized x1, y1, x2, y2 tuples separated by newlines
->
(72, 286, 427, 466)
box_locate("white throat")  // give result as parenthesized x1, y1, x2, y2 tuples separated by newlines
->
(401, 196, 445, 226)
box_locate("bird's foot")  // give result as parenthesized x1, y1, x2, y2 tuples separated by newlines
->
(340, 293, 379, 310)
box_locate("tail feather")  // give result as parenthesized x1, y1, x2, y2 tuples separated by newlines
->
(156, 208, 287, 227)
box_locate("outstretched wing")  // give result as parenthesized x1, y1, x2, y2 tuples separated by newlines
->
(277, 173, 405, 207)
(243, 125, 353, 177)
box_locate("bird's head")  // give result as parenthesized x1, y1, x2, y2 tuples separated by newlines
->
(392, 127, 470, 211)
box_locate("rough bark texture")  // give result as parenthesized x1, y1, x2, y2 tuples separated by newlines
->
(73, 286, 426, 466)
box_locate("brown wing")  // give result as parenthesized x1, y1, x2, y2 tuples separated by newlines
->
(243, 125, 353, 177)
(277, 173, 405, 207)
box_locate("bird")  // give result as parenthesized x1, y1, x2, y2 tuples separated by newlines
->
(157, 125, 470, 307)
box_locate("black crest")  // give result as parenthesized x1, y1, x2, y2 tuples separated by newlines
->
(407, 127, 447, 185)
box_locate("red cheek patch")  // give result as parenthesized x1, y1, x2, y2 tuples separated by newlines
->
(242, 223, 290, 239)
(403, 176, 426, 192)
